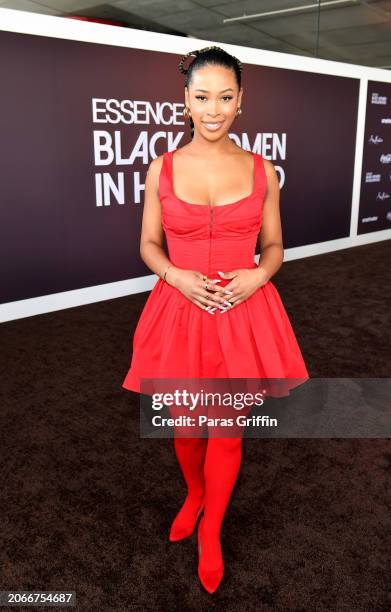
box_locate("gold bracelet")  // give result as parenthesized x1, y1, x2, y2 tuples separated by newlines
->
(163, 264, 172, 282)
(257, 264, 269, 282)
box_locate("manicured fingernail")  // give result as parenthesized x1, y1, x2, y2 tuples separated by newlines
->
(211, 279, 221, 283)
(224, 290, 233, 295)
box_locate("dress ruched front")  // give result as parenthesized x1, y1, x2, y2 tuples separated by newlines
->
(122, 149, 309, 396)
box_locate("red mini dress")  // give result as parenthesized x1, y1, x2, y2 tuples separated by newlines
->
(122, 150, 309, 396)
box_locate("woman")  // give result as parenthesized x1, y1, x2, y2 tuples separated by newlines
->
(122, 46, 309, 594)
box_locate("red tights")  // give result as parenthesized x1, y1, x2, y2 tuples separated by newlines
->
(173, 435, 243, 569)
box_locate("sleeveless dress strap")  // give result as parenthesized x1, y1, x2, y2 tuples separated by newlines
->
(158, 151, 171, 204)
(255, 152, 267, 196)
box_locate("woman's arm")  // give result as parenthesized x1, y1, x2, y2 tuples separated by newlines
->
(139, 156, 178, 286)
(254, 158, 284, 284)
(139, 156, 225, 311)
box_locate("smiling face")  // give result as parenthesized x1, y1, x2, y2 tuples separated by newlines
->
(185, 63, 242, 140)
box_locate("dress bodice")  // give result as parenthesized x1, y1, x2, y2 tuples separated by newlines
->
(158, 150, 267, 278)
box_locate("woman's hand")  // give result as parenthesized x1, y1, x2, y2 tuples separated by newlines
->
(168, 268, 228, 313)
(209, 267, 269, 312)
(167, 266, 269, 313)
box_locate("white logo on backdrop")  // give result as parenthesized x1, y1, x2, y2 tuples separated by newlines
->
(365, 172, 381, 183)
(380, 153, 391, 164)
(90, 98, 288, 206)
(381, 118, 391, 123)
(376, 192, 390, 201)
(371, 93, 387, 105)
(368, 135, 383, 144)
(362, 216, 378, 222)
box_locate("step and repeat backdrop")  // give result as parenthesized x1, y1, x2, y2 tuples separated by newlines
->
(0, 19, 389, 316)
(358, 80, 391, 234)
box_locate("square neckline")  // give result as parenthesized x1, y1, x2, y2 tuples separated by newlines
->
(169, 149, 257, 208)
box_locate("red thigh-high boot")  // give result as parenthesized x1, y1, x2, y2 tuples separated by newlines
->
(169, 436, 208, 541)
(197, 436, 243, 593)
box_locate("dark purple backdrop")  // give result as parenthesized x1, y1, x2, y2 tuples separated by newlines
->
(0, 30, 360, 304)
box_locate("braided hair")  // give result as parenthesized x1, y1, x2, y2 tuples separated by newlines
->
(178, 45, 243, 139)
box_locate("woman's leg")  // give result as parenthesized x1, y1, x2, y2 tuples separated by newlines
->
(196, 392, 255, 591)
(200, 436, 243, 571)
(169, 401, 208, 541)
(171, 437, 207, 529)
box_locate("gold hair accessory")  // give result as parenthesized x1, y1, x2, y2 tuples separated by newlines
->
(178, 50, 200, 75)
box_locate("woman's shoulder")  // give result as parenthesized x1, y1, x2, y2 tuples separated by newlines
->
(147, 153, 165, 176)
(259, 157, 279, 192)
(261, 156, 277, 175)
(143, 155, 167, 197)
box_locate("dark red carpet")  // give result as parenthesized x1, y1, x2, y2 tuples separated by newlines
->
(1, 240, 390, 611)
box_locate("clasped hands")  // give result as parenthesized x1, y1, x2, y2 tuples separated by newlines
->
(173, 267, 269, 314)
